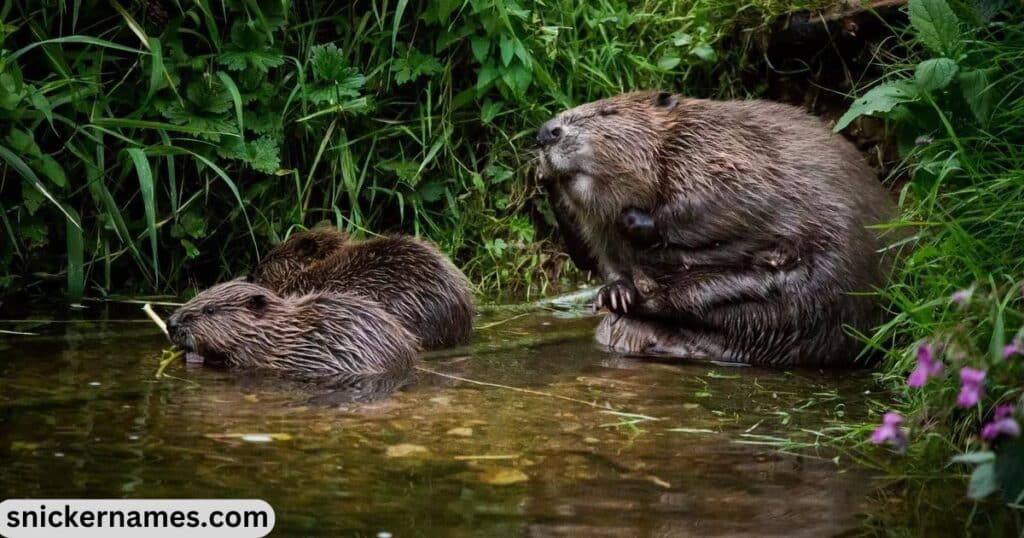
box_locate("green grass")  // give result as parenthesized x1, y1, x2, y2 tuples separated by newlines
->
(827, 0, 1024, 513)
(0, 0, 835, 300)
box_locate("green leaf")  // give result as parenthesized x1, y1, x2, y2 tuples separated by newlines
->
(181, 239, 200, 259)
(391, 47, 443, 85)
(0, 144, 80, 230)
(37, 154, 68, 188)
(245, 136, 281, 174)
(481, 100, 503, 124)
(833, 81, 920, 132)
(951, 451, 995, 464)
(915, 58, 958, 92)
(967, 462, 998, 500)
(6, 129, 40, 157)
(0, 69, 26, 110)
(991, 297, 1005, 363)
(691, 43, 716, 62)
(127, 148, 159, 287)
(311, 43, 348, 81)
(959, 68, 993, 126)
(29, 89, 53, 127)
(392, 0, 409, 50)
(476, 62, 500, 91)
(908, 0, 960, 56)
(470, 37, 489, 63)
(146, 36, 165, 102)
(418, 181, 446, 203)
(657, 55, 681, 70)
(502, 62, 532, 96)
(92, 117, 238, 137)
(216, 72, 245, 141)
(499, 34, 514, 67)
(9, 35, 146, 63)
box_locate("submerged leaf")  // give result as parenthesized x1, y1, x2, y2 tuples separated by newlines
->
(478, 468, 529, 485)
(386, 444, 430, 458)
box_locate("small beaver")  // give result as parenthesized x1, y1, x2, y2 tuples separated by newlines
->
(538, 91, 898, 366)
(251, 226, 474, 350)
(167, 281, 416, 375)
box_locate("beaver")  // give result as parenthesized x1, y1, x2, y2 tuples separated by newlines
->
(251, 226, 474, 350)
(166, 280, 416, 375)
(537, 91, 899, 366)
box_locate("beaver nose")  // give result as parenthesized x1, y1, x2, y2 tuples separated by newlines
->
(536, 121, 563, 147)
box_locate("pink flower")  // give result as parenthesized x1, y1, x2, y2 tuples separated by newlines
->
(871, 412, 908, 452)
(1003, 338, 1023, 360)
(956, 367, 986, 407)
(981, 405, 1020, 442)
(951, 287, 973, 307)
(907, 343, 943, 388)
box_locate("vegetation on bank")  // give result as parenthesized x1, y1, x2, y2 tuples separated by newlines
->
(836, 0, 1024, 514)
(0, 0, 833, 300)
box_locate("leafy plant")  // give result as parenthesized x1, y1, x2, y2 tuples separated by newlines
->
(839, 0, 1024, 510)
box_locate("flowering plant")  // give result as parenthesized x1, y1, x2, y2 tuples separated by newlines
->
(872, 284, 1023, 503)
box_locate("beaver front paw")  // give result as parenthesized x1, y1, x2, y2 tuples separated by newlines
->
(595, 278, 637, 315)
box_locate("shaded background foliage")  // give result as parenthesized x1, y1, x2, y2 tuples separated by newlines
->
(0, 0, 838, 301)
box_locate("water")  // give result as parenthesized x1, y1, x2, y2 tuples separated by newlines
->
(0, 303, 964, 536)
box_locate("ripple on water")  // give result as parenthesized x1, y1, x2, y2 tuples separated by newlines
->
(0, 302, 946, 536)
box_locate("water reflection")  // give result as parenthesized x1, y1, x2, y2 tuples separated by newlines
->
(0, 302, 957, 535)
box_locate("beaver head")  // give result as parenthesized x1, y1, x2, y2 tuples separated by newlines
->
(167, 280, 284, 368)
(536, 91, 681, 216)
(251, 225, 349, 290)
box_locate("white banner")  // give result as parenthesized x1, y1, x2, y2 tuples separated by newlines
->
(0, 499, 275, 538)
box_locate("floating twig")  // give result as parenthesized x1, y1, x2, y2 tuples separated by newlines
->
(414, 365, 660, 419)
(142, 303, 169, 338)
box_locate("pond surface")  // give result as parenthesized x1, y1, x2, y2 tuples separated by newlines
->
(0, 301, 968, 536)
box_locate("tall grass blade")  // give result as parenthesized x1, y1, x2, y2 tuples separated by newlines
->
(9, 36, 146, 62)
(127, 148, 160, 287)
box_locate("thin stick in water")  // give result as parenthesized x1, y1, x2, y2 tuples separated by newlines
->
(142, 303, 169, 338)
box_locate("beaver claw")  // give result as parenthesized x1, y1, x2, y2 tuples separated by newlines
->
(595, 279, 637, 315)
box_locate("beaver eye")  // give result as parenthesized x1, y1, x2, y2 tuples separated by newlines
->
(202, 306, 217, 315)
(599, 107, 619, 116)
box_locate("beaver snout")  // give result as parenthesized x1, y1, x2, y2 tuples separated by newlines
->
(166, 313, 181, 337)
(537, 120, 563, 147)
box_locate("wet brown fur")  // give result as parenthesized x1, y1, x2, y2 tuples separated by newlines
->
(539, 91, 899, 367)
(251, 227, 475, 350)
(167, 281, 416, 375)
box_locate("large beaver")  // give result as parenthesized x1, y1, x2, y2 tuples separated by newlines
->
(251, 226, 474, 350)
(167, 281, 416, 375)
(537, 91, 898, 366)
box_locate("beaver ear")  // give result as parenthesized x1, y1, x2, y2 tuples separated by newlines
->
(247, 293, 268, 312)
(654, 92, 678, 110)
(293, 236, 319, 257)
